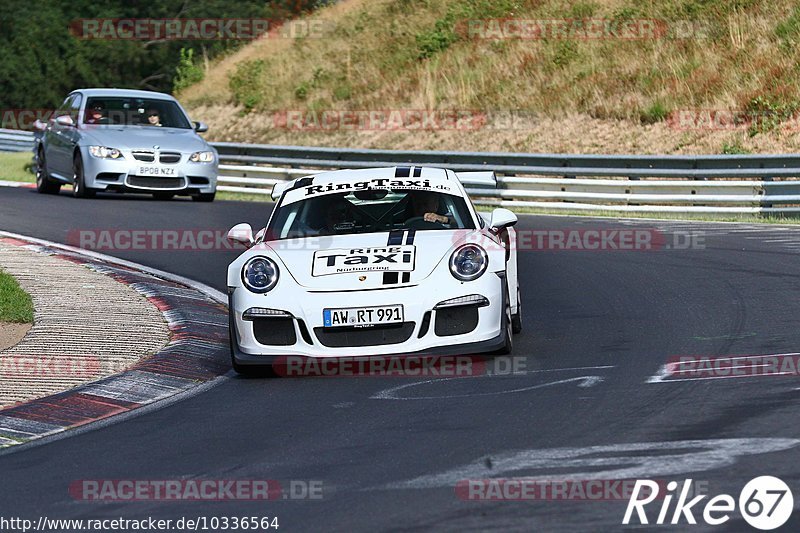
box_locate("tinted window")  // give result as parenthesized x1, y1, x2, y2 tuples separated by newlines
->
(268, 189, 475, 240)
(83, 97, 191, 128)
(68, 94, 82, 123)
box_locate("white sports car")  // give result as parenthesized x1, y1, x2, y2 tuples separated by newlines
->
(226, 166, 521, 374)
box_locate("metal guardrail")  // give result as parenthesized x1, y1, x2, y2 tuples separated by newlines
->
(4, 128, 800, 213)
(0, 129, 36, 153)
(212, 142, 800, 214)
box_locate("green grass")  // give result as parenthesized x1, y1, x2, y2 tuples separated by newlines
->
(0, 152, 35, 183)
(0, 270, 34, 323)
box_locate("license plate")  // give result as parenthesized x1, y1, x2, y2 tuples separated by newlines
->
(137, 166, 176, 177)
(323, 305, 403, 327)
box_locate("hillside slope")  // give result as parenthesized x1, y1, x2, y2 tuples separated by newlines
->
(179, 0, 800, 154)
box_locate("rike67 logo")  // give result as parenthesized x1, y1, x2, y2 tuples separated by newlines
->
(623, 476, 793, 530)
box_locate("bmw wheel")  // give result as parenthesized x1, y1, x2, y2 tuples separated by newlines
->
(35, 149, 61, 195)
(72, 155, 96, 199)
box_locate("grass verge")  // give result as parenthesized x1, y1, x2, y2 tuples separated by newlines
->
(0, 152, 35, 183)
(0, 270, 34, 323)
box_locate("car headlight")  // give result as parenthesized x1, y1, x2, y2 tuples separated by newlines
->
(449, 244, 488, 281)
(242, 256, 279, 293)
(189, 151, 214, 163)
(88, 146, 123, 159)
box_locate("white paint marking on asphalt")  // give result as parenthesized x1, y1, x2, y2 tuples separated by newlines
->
(372, 375, 604, 401)
(387, 438, 800, 490)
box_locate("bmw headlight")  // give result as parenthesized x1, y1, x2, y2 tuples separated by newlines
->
(242, 256, 279, 293)
(189, 151, 215, 163)
(89, 146, 123, 159)
(449, 244, 488, 281)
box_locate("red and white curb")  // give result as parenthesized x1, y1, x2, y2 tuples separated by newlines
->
(0, 231, 230, 449)
(0, 180, 35, 189)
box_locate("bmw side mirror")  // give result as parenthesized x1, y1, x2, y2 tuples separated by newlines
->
(55, 115, 74, 127)
(228, 223, 254, 248)
(194, 121, 209, 133)
(489, 208, 517, 232)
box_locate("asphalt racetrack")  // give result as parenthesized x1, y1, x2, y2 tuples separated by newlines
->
(1, 186, 800, 531)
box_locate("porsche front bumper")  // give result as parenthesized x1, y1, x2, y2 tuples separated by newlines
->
(229, 272, 507, 365)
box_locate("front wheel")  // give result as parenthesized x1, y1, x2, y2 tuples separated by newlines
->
(495, 291, 513, 355)
(72, 155, 95, 199)
(35, 149, 61, 195)
(511, 285, 522, 334)
(193, 192, 216, 202)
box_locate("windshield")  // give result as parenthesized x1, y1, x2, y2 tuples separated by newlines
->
(267, 189, 475, 240)
(83, 97, 191, 129)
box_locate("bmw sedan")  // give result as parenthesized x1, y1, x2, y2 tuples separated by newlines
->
(35, 88, 218, 201)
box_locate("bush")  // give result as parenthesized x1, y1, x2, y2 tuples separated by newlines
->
(174, 48, 205, 93)
(229, 59, 268, 111)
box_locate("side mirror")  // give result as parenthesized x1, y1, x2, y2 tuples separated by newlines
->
(55, 115, 74, 127)
(194, 121, 208, 133)
(227, 223, 254, 248)
(489, 208, 517, 231)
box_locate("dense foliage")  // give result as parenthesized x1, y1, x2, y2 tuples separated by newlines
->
(0, 0, 325, 110)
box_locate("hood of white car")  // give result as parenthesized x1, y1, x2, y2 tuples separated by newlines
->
(264, 230, 474, 291)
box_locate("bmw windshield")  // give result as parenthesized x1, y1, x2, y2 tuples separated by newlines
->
(267, 188, 476, 240)
(83, 97, 192, 129)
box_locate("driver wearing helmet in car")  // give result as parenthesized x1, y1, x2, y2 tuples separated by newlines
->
(407, 191, 450, 225)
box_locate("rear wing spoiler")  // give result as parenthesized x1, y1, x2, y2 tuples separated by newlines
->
(454, 171, 497, 188)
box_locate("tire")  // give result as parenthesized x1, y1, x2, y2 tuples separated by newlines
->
(153, 193, 175, 201)
(72, 155, 95, 199)
(35, 149, 61, 195)
(496, 286, 513, 355)
(193, 192, 216, 202)
(511, 285, 523, 334)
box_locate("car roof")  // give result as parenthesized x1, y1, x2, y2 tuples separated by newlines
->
(69, 88, 177, 101)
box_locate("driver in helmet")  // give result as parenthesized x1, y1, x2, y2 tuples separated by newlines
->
(407, 191, 450, 225)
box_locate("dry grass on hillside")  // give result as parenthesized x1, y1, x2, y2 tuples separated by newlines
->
(179, 0, 800, 154)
